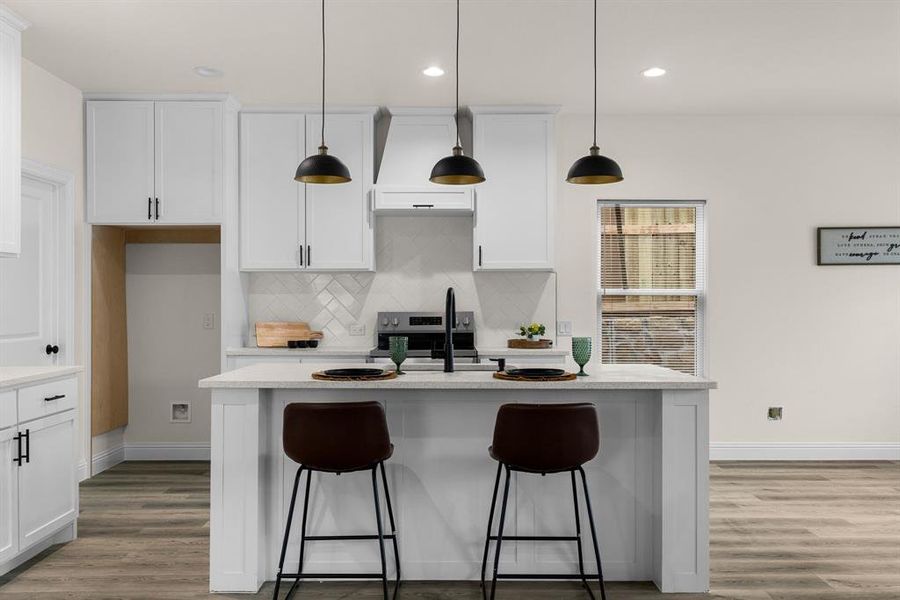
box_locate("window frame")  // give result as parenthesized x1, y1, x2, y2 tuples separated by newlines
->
(596, 199, 708, 376)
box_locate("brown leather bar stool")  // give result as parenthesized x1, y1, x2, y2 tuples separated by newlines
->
(274, 401, 400, 600)
(480, 403, 607, 600)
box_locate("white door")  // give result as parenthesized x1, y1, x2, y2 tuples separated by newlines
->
(239, 113, 305, 270)
(0, 426, 19, 564)
(304, 114, 373, 270)
(17, 410, 77, 551)
(473, 113, 555, 270)
(155, 101, 223, 224)
(0, 177, 60, 365)
(85, 100, 155, 224)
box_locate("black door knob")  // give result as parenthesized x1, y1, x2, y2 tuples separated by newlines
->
(45, 344, 59, 355)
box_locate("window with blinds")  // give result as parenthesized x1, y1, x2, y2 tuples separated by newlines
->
(597, 203, 706, 375)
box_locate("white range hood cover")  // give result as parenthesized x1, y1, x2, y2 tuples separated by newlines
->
(377, 107, 458, 187)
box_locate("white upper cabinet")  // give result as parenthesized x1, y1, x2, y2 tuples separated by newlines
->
(86, 101, 155, 224)
(239, 110, 374, 272)
(239, 112, 305, 270)
(86, 98, 226, 224)
(472, 110, 556, 271)
(304, 113, 373, 270)
(0, 7, 29, 257)
(154, 101, 223, 223)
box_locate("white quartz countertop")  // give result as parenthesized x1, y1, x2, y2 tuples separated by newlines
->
(200, 361, 715, 390)
(226, 346, 568, 357)
(0, 366, 83, 390)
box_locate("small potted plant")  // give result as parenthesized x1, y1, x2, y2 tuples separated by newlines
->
(519, 322, 546, 342)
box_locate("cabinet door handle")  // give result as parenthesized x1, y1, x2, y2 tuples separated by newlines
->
(44, 394, 65, 402)
(148, 197, 152, 220)
(22, 429, 30, 464)
(12, 432, 21, 465)
(299, 243, 304, 267)
(307, 245, 311, 267)
(478, 245, 483, 267)
(155, 198, 160, 220)
(45, 344, 59, 355)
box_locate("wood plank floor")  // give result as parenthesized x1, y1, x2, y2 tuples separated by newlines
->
(0, 461, 897, 599)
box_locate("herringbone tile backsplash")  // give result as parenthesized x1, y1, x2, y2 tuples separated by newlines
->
(248, 216, 556, 348)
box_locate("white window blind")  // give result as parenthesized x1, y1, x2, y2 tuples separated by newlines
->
(597, 202, 706, 375)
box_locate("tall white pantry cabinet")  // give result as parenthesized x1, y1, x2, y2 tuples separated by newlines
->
(0, 7, 28, 257)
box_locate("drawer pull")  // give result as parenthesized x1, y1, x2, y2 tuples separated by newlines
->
(12, 432, 21, 465)
(412, 204, 434, 208)
(44, 394, 66, 402)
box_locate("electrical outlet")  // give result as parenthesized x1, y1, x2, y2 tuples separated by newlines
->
(767, 407, 783, 421)
(557, 321, 573, 336)
(349, 324, 366, 336)
(202, 313, 216, 330)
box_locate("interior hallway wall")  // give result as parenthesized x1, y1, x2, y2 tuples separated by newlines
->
(124, 243, 220, 453)
(19, 58, 88, 472)
(554, 114, 900, 449)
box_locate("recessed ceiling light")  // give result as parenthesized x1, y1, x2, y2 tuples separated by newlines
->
(422, 66, 445, 77)
(641, 66, 667, 78)
(193, 66, 224, 78)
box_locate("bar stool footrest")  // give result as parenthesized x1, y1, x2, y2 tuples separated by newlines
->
(495, 573, 602, 580)
(305, 534, 396, 541)
(279, 572, 387, 579)
(489, 535, 579, 542)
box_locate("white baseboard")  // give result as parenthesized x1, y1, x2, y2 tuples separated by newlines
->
(711, 442, 900, 461)
(91, 444, 126, 475)
(77, 460, 89, 482)
(124, 442, 210, 461)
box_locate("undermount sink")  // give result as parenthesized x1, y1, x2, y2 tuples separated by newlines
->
(400, 363, 498, 372)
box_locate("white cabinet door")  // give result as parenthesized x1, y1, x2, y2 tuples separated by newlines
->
(0, 18, 23, 256)
(239, 113, 305, 270)
(0, 427, 18, 564)
(17, 410, 76, 551)
(304, 114, 373, 271)
(86, 101, 155, 224)
(473, 113, 555, 270)
(155, 101, 224, 224)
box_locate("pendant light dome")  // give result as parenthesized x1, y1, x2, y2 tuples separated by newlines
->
(430, 0, 485, 185)
(566, 0, 622, 185)
(295, 0, 351, 184)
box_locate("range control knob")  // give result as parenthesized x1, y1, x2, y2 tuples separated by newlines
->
(381, 317, 389, 326)
(463, 316, 471, 328)
(391, 317, 400, 327)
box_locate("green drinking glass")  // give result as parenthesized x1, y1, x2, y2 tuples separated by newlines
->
(572, 337, 592, 377)
(389, 336, 408, 375)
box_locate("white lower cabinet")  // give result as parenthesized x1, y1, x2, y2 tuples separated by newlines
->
(0, 375, 78, 575)
(0, 426, 18, 564)
(17, 410, 77, 550)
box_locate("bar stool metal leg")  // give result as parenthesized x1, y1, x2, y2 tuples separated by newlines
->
(273, 467, 304, 600)
(571, 470, 595, 600)
(489, 465, 512, 600)
(371, 466, 390, 600)
(378, 461, 401, 598)
(283, 469, 314, 600)
(480, 461, 503, 591)
(578, 466, 608, 600)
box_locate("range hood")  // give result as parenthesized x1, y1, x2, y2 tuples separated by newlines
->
(373, 107, 475, 214)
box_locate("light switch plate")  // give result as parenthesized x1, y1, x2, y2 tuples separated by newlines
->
(349, 324, 366, 336)
(202, 313, 216, 330)
(557, 321, 573, 336)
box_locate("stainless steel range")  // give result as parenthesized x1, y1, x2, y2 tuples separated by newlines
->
(369, 310, 477, 360)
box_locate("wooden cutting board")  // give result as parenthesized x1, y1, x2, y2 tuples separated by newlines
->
(255, 322, 324, 347)
(507, 338, 554, 349)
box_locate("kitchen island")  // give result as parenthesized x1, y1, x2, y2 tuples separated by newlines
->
(199, 362, 716, 594)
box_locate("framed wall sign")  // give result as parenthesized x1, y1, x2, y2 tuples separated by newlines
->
(817, 227, 900, 265)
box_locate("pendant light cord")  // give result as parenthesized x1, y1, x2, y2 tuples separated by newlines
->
(455, 0, 461, 147)
(321, 0, 326, 148)
(592, 0, 597, 148)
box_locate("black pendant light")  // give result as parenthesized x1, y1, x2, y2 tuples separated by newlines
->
(430, 0, 485, 185)
(295, 0, 351, 184)
(566, 0, 622, 185)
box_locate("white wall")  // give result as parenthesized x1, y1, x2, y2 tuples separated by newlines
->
(555, 115, 900, 447)
(19, 58, 89, 470)
(124, 243, 220, 455)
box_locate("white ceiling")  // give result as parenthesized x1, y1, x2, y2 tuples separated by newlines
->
(8, 0, 900, 114)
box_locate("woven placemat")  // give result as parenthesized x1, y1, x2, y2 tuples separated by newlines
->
(311, 370, 398, 382)
(493, 371, 578, 382)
